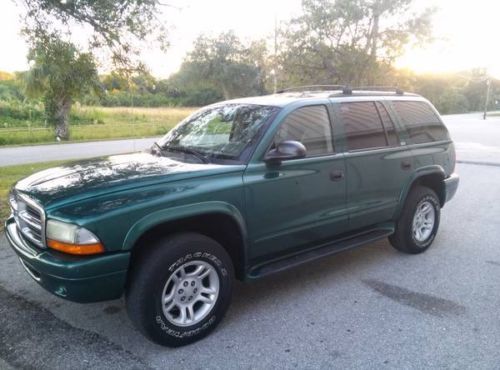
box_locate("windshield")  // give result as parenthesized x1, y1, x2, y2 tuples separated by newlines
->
(156, 103, 278, 162)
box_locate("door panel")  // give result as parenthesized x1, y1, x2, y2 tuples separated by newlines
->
(344, 147, 414, 230)
(335, 101, 413, 230)
(243, 155, 347, 263)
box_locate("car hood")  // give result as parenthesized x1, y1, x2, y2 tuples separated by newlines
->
(14, 152, 241, 207)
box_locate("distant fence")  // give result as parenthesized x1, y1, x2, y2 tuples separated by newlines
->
(0, 123, 173, 145)
(0, 124, 166, 133)
(0, 127, 52, 134)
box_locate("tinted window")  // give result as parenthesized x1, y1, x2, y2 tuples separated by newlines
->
(376, 102, 399, 146)
(340, 102, 387, 150)
(273, 105, 333, 157)
(393, 101, 449, 144)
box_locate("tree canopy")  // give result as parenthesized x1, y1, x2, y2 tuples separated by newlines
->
(277, 0, 434, 87)
(174, 32, 267, 100)
(20, 0, 169, 69)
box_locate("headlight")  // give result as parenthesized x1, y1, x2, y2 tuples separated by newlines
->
(46, 220, 104, 255)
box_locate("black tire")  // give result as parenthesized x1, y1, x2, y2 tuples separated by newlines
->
(126, 232, 234, 347)
(389, 186, 441, 254)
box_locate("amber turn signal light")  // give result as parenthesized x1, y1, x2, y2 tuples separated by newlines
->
(47, 239, 105, 255)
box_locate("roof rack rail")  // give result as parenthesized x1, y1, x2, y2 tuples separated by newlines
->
(276, 84, 404, 96)
(276, 85, 351, 94)
(350, 86, 404, 95)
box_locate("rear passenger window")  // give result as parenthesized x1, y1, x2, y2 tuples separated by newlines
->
(339, 102, 387, 151)
(393, 101, 449, 144)
(273, 105, 334, 157)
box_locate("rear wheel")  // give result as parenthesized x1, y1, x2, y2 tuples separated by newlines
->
(389, 186, 441, 254)
(126, 232, 234, 347)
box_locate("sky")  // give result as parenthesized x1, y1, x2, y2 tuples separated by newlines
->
(1, 0, 499, 78)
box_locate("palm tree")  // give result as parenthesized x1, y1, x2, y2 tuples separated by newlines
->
(25, 34, 100, 140)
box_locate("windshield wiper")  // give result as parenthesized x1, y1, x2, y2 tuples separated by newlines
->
(151, 142, 165, 156)
(162, 145, 210, 164)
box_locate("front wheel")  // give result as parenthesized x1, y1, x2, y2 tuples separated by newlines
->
(389, 186, 441, 254)
(126, 232, 234, 347)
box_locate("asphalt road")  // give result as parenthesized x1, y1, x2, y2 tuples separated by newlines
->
(0, 137, 158, 167)
(1, 112, 500, 167)
(0, 113, 500, 369)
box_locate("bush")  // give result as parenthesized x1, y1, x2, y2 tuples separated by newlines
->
(0, 100, 106, 128)
(0, 100, 45, 128)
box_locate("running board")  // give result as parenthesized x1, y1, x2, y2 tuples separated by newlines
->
(248, 227, 394, 279)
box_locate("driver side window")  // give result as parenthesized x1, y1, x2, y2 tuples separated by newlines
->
(273, 105, 334, 157)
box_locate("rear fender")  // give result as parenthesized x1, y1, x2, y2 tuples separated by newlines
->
(394, 165, 446, 219)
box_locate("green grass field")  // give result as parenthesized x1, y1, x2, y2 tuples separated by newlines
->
(0, 160, 70, 230)
(0, 106, 196, 146)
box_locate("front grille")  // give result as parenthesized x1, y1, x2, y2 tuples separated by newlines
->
(9, 191, 46, 248)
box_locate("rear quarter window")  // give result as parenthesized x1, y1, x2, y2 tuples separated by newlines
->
(392, 101, 449, 144)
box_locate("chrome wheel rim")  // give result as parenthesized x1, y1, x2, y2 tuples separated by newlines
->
(161, 260, 219, 327)
(412, 200, 435, 242)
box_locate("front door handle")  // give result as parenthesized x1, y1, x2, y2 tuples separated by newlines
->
(330, 170, 344, 182)
(401, 160, 412, 170)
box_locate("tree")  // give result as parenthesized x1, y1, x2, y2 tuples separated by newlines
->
(277, 0, 434, 87)
(183, 32, 266, 100)
(25, 34, 100, 140)
(0, 71, 14, 81)
(18, 0, 169, 70)
(16, 0, 170, 140)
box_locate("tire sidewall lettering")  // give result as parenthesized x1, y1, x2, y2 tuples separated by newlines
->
(155, 314, 217, 338)
(168, 252, 227, 277)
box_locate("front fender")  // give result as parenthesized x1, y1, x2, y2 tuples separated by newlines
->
(394, 165, 446, 219)
(122, 201, 248, 251)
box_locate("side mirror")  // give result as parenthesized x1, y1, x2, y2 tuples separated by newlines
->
(265, 140, 307, 165)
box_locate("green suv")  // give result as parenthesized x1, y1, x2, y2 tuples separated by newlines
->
(5, 86, 459, 346)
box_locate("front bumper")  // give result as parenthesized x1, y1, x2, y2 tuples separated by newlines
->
(444, 173, 460, 204)
(5, 217, 130, 303)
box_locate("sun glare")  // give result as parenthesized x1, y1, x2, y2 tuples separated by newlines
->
(0, 0, 498, 78)
(396, 0, 500, 78)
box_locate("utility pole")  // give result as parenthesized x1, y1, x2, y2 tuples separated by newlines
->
(483, 79, 491, 120)
(273, 13, 278, 94)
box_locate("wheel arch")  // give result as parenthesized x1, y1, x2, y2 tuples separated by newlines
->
(123, 202, 248, 280)
(395, 165, 446, 219)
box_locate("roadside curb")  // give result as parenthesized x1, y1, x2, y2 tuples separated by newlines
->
(0, 135, 162, 149)
(456, 160, 500, 167)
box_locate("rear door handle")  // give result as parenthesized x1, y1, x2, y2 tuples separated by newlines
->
(330, 170, 344, 182)
(401, 160, 412, 170)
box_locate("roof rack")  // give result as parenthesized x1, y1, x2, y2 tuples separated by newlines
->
(347, 86, 404, 95)
(276, 84, 404, 96)
(276, 85, 351, 94)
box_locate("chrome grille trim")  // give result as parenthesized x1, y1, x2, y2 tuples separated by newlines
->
(19, 210, 42, 231)
(10, 192, 46, 249)
(21, 226, 42, 245)
(9, 193, 18, 212)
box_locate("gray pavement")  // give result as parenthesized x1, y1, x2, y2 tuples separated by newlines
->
(443, 113, 500, 165)
(0, 137, 158, 166)
(1, 112, 500, 369)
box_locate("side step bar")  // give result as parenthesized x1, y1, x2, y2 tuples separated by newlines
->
(248, 227, 394, 279)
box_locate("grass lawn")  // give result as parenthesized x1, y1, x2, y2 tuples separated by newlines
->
(0, 106, 196, 146)
(0, 160, 69, 230)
